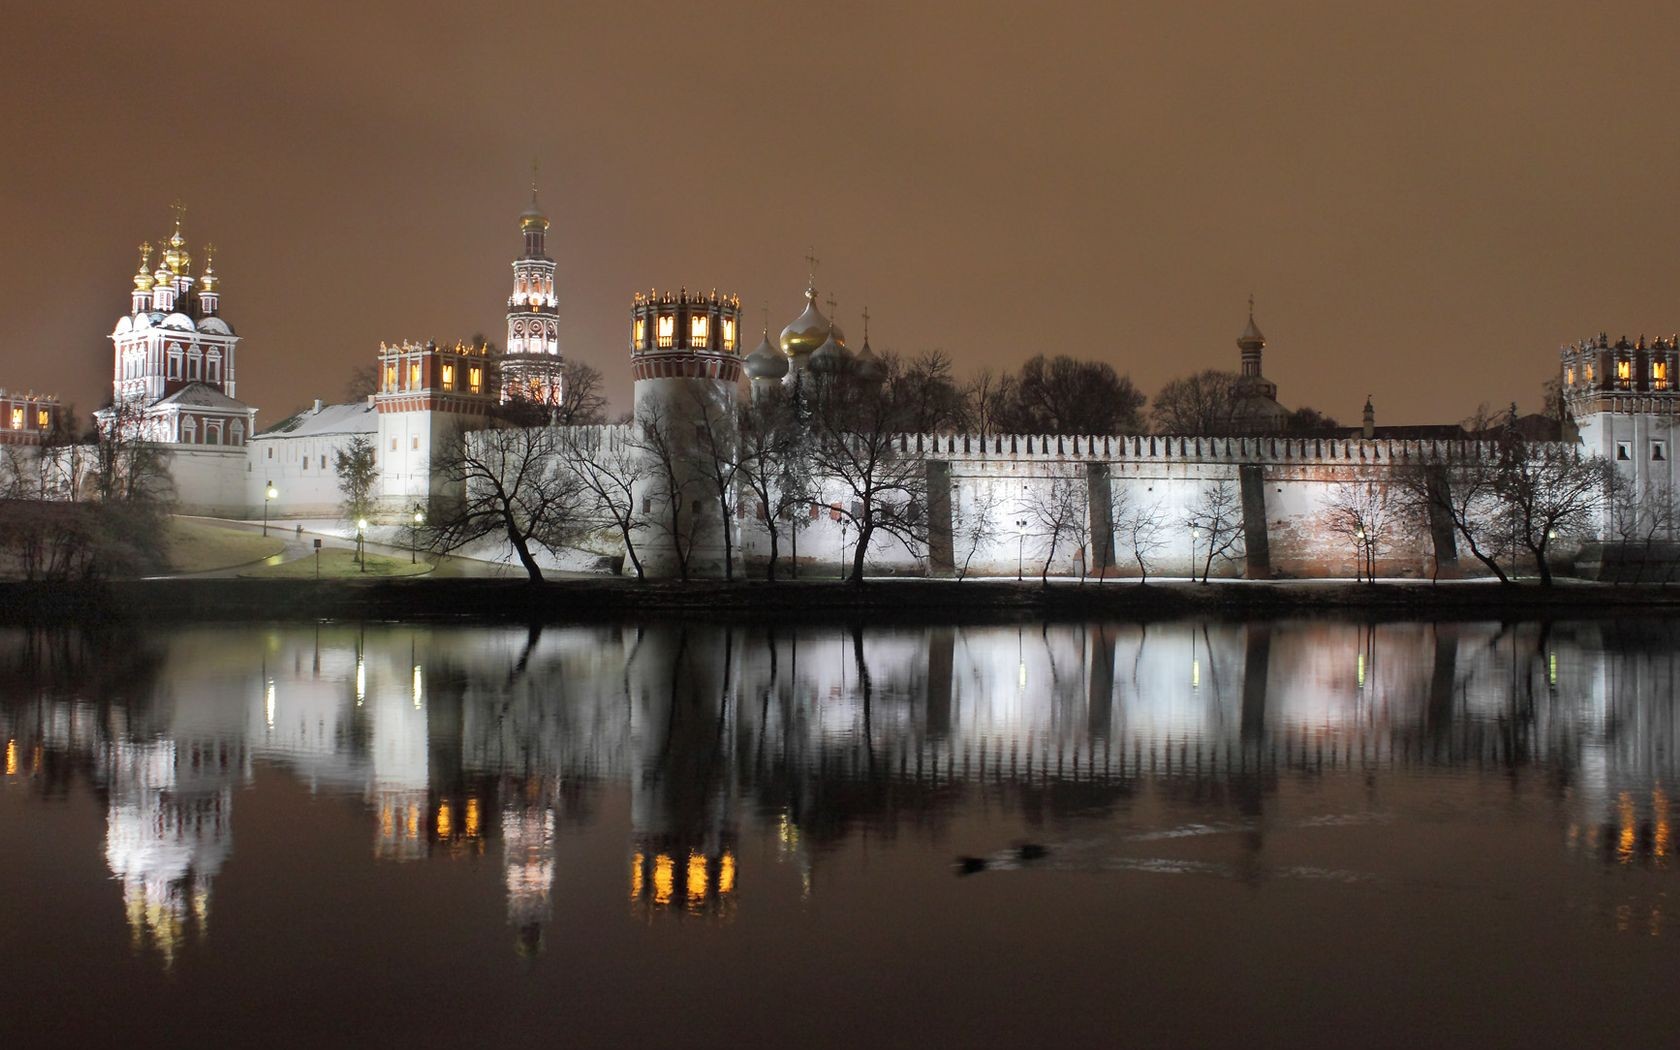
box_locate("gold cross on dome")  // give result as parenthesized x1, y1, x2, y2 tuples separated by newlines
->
(862, 305, 871, 339)
(804, 247, 819, 285)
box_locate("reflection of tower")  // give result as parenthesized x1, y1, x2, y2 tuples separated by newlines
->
(502, 793, 555, 955)
(626, 626, 739, 917)
(102, 736, 240, 966)
(369, 656, 431, 861)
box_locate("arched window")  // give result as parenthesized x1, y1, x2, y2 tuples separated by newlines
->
(181, 417, 197, 444)
(188, 347, 203, 381)
(205, 423, 221, 446)
(207, 351, 222, 384)
(230, 421, 245, 446)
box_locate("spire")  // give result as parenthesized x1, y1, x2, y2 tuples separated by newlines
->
(199, 244, 218, 291)
(803, 247, 819, 300)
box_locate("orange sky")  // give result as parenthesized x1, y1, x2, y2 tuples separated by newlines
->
(4, 1, 1679, 427)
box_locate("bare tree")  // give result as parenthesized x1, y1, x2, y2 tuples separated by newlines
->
(560, 425, 648, 579)
(1496, 443, 1612, 586)
(1151, 369, 1239, 436)
(964, 369, 1009, 441)
(688, 386, 740, 580)
(1113, 488, 1170, 583)
(951, 482, 1004, 581)
(1023, 476, 1088, 585)
(1185, 477, 1245, 582)
(555, 361, 610, 427)
(808, 354, 929, 582)
(429, 424, 583, 581)
(345, 363, 378, 401)
(92, 398, 176, 508)
(899, 350, 970, 433)
(735, 394, 809, 581)
(630, 400, 706, 581)
(1396, 453, 1510, 583)
(993, 355, 1146, 435)
(1322, 477, 1401, 582)
(1609, 475, 1676, 584)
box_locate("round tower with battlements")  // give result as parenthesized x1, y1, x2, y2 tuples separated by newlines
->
(629, 288, 744, 578)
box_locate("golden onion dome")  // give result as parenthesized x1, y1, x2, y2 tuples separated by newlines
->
(133, 243, 154, 292)
(778, 289, 831, 358)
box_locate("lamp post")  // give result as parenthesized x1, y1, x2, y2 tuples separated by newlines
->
(356, 518, 368, 573)
(411, 505, 425, 564)
(839, 518, 849, 581)
(263, 480, 277, 537)
(1015, 519, 1027, 581)
(1355, 527, 1365, 582)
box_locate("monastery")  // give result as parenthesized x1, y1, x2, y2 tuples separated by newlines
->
(6, 193, 1673, 579)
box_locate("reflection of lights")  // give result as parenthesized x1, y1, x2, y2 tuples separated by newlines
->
(1656, 789, 1670, 860)
(4, 739, 16, 776)
(777, 812, 800, 852)
(436, 802, 452, 839)
(412, 665, 423, 709)
(1191, 658, 1200, 689)
(265, 679, 276, 728)
(355, 658, 365, 705)
(630, 853, 644, 900)
(687, 852, 708, 904)
(406, 804, 421, 841)
(465, 798, 481, 839)
(652, 854, 675, 905)
(1018, 662, 1027, 688)
(1549, 651, 1558, 686)
(1357, 653, 1366, 688)
(1618, 792, 1636, 864)
(719, 852, 736, 895)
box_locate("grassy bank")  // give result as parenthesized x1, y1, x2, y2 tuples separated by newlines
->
(165, 519, 287, 573)
(4, 576, 1680, 626)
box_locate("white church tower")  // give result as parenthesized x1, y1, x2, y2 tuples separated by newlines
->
(499, 169, 564, 411)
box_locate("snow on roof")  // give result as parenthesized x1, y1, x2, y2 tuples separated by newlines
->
(258, 399, 377, 439)
(153, 382, 253, 412)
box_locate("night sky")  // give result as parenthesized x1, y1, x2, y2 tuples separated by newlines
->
(5, 2, 1679, 427)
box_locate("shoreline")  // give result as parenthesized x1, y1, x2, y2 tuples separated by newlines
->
(5, 576, 1680, 626)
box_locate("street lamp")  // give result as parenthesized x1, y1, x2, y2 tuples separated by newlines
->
(1015, 519, 1028, 581)
(263, 480, 277, 537)
(1355, 528, 1365, 582)
(356, 518, 368, 573)
(411, 505, 425, 564)
(839, 518, 849, 581)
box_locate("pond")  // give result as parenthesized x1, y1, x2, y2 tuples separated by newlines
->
(0, 618, 1674, 1047)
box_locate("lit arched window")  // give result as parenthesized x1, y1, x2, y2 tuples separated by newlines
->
(468, 366, 482, 394)
(721, 317, 735, 351)
(1654, 359, 1669, 391)
(633, 318, 645, 348)
(656, 314, 675, 348)
(441, 363, 455, 390)
(690, 315, 709, 348)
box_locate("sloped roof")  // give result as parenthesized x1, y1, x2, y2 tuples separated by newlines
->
(258, 399, 377, 438)
(153, 382, 253, 412)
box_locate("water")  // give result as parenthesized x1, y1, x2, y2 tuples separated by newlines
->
(1, 618, 1675, 1047)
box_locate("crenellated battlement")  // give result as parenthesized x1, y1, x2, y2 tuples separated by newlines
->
(884, 431, 1531, 466)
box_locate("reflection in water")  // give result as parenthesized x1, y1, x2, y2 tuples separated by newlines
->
(2, 618, 1678, 966)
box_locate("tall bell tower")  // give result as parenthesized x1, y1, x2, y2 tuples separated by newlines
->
(500, 166, 564, 411)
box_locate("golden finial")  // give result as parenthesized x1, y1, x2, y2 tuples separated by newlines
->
(136, 242, 152, 271)
(804, 247, 819, 299)
(1248, 292, 1255, 319)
